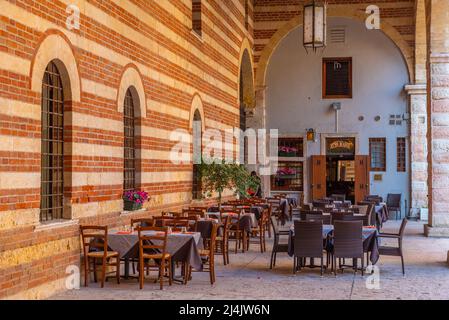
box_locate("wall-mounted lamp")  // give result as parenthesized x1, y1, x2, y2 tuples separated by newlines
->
(306, 128, 316, 142)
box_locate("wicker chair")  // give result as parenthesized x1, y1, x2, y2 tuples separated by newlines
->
(293, 220, 325, 276)
(378, 218, 408, 275)
(332, 221, 364, 276)
(386, 194, 402, 220)
(305, 213, 331, 225)
(269, 216, 290, 269)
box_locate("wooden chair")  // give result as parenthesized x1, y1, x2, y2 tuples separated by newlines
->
(131, 218, 154, 230)
(270, 216, 290, 269)
(226, 211, 247, 253)
(247, 210, 267, 253)
(162, 218, 190, 231)
(215, 215, 230, 265)
(188, 223, 219, 285)
(332, 221, 364, 276)
(293, 220, 325, 276)
(137, 226, 172, 290)
(80, 226, 120, 288)
(378, 218, 408, 275)
(183, 208, 205, 218)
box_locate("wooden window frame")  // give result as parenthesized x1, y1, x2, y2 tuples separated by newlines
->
(123, 89, 136, 193)
(369, 138, 386, 172)
(40, 62, 65, 222)
(322, 57, 353, 99)
(397, 137, 407, 172)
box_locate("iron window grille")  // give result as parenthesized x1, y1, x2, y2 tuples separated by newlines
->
(40, 62, 64, 222)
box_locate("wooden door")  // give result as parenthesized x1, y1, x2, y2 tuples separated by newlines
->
(311, 155, 327, 201)
(355, 155, 370, 203)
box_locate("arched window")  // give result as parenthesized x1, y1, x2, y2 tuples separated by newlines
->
(123, 88, 136, 192)
(192, 0, 202, 36)
(192, 110, 202, 199)
(40, 62, 64, 222)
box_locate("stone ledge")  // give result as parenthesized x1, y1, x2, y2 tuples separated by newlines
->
(424, 224, 449, 238)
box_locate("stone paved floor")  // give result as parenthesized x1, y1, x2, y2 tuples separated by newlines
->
(50, 220, 449, 300)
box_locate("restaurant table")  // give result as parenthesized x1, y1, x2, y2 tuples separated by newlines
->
(205, 211, 256, 232)
(108, 230, 203, 280)
(195, 219, 219, 239)
(375, 203, 389, 224)
(287, 225, 380, 265)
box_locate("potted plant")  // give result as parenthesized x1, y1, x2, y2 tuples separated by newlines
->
(276, 167, 297, 179)
(123, 190, 149, 211)
(279, 146, 298, 157)
(200, 158, 259, 210)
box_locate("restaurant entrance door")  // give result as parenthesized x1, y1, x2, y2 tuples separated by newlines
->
(325, 137, 356, 203)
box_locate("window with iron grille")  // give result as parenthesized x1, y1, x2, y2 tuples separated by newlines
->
(245, 0, 250, 30)
(192, 110, 202, 199)
(40, 62, 64, 222)
(123, 89, 136, 192)
(192, 0, 202, 36)
(397, 137, 406, 172)
(369, 138, 386, 172)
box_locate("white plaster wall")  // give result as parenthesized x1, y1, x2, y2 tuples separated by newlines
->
(266, 18, 410, 210)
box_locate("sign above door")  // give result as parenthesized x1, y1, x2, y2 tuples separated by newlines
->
(326, 137, 355, 156)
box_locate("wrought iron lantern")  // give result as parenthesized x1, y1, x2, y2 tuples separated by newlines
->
(303, 0, 327, 52)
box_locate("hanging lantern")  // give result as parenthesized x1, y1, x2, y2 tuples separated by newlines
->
(303, 0, 327, 52)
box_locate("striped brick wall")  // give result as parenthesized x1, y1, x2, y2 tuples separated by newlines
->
(0, 0, 254, 299)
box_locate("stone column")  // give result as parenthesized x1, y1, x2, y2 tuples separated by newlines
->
(247, 86, 270, 197)
(425, 0, 449, 237)
(405, 84, 428, 210)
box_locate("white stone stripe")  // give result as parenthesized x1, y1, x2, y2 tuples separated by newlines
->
(81, 78, 118, 101)
(69, 172, 122, 187)
(147, 99, 191, 120)
(0, 97, 40, 121)
(138, 171, 193, 184)
(1, 1, 239, 115)
(0, 51, 31, 75)
(68, 111, 122, 132)
(0, 135, 40, 153)
(69, 143, 122, 158)
(0, 172, 40, 189)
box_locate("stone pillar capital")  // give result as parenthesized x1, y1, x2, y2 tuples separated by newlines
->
(404, 83, 427, 95)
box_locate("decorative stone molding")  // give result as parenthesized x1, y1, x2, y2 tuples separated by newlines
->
(30, 31, 81, 102)
(189, 93, 206, 132)
(117, 64, 147, 118)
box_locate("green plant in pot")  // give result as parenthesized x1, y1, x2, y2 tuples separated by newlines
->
(200, 158, 259, 210)
(123, 190, 150, 211)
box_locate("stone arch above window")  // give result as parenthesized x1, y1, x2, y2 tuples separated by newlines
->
(117, 64, 146, 118)
(30, 31, 81, 102)
(189, 94, 206, 132)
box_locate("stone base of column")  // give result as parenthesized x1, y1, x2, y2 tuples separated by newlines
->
(424, 224, 449, 237)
